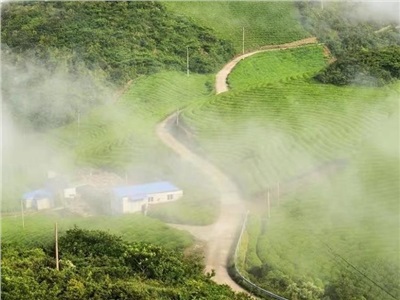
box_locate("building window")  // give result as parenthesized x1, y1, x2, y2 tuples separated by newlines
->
(167, 194, 174, 200)
(148, 197, 154, 202)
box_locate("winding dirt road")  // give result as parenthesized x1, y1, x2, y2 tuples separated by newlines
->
(215, 37, 318, 94)
(156, 115, 247, 292)
(156, 37, 319, 294)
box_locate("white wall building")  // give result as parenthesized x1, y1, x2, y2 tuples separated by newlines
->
(63, 184, 89, 199)
(22, 189, 53, 210)
(111, 181, 183, 214)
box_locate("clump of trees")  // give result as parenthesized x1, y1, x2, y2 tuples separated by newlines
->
(316, 46, 400, 86)
(297, 1, 400, 86)
(2, 227, 251, 300)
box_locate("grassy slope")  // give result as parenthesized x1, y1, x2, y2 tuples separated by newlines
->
(164, 1, 310, 53)
(228, 45, 328, 89)
(56, 72, 219, 225)
(181, 45, 400, 296)
(3, 72, 219, 225)
(1, 213, 193, 250)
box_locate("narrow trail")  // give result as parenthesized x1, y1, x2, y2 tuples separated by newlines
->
(156, 115, 247, 293)
(156, 37, 320, 295)
(215, 37, 318, 94)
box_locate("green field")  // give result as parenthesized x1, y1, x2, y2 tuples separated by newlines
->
(1, 213, 193, 250)
(164, 1, 310, 53)
(228, 45, 328, 89)
(181, 45, 400, 298)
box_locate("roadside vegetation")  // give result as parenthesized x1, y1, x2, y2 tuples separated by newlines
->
(2, 227, 252, 300)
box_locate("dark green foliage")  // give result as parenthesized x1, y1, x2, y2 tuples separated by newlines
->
(297, 1, 400, 86)
(1, 1, 234, 85)
(316, 46, 400, 86)
(1, 1, 234, 130)
(2, 228, 252, 300)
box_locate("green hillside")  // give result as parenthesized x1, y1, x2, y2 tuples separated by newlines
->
(165, 1, 310, 53)
(1, 1, 234, 85)
(1, 1, 234, 131)
(181, 45, 399, 298)
(2, 1, 399, 299)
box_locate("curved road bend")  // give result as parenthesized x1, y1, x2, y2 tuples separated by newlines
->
(156, 114, 247, 293)
(216, 37, 318, 94)
(157, 37, 318, 294)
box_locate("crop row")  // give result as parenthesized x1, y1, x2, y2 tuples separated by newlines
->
(183, 80, 394, 195)
(228, 45, 328, 90)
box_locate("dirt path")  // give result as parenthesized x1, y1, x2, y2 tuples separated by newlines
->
(156, 114, 248, 293)
(156, 37, 321, 295)
(215, 37, 318, 94)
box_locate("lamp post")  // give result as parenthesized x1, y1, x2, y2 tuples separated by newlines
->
(186, 46, 189, 77)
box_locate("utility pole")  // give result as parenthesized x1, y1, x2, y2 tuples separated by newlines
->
(321, 0, 324, 10)
(77, 109, 81, 138)
(144, 203, 148, 216)
(55, 222, 59, 271)
(277, 182, 280, 207)
(186, 46, 189, 77)
(267, 188, 271, 219)
(176, 109, 180, 126)
(21, 200, 25, 229)
(242, 27, 245, 55)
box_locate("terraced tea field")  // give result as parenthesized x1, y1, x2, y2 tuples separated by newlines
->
(165, 2, 310, 53)
(228, 45, 328, 89)
(181, 45, 399, 297)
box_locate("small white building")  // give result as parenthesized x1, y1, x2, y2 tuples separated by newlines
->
(63, 184, 90, 200)
(111, 181, 183, 214)
(22, 189, 53, 210)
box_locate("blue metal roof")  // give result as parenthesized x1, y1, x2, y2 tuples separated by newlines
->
(23, 189, 52, 200)
(112, 181, 180, 200)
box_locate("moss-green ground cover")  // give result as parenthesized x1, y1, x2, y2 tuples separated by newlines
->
(181, 45, 399, 297)
(164, 1, 310, 53)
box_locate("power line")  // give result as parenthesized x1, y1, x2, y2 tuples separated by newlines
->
(321, 240, 397, 299)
